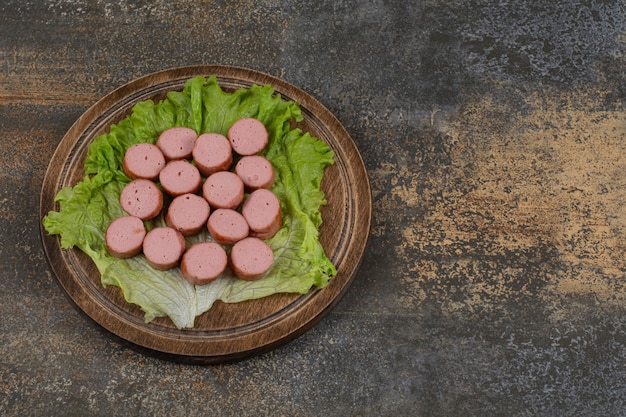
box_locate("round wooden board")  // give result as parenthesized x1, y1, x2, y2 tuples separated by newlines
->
(39, 65, 372, 364)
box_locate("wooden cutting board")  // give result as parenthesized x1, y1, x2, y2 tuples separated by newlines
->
(39, 65, 372, 364)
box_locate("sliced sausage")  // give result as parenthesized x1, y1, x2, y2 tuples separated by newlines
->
(202, 171, 244, 209)
(159, 159, 202, 197)
(207, 208, 249, 245)
(227, 118, 268, 156)
(105, 216, 146, 258)
(165, 193, 211, 237)
(241, 188, 282, 239)
(235, 155, 275, 190)
(180, 242, 228, 285)
(156, 127, 197, 160)
(192, 132, 233, 176)
(122, 143, 166, 180)
(229, 237, 274, 280)
(120, 179, 163, 220)
(249, 220, 282, 240)
(142, 227, 186, 271)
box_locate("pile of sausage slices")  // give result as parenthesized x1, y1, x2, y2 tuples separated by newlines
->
(105, 118, 283, 285)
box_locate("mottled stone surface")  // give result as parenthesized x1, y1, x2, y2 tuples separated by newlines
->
(2, 0, 626, 416)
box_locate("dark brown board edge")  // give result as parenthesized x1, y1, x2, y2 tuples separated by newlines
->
(39, 65, 372, 364)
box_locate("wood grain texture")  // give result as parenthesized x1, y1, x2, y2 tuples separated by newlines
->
(39, 65, 372, 363)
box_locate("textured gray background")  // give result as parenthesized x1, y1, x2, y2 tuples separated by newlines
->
(2, 1, 626, 416)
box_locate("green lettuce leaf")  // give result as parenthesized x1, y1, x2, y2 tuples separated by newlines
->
(42, 75, 336, 329)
